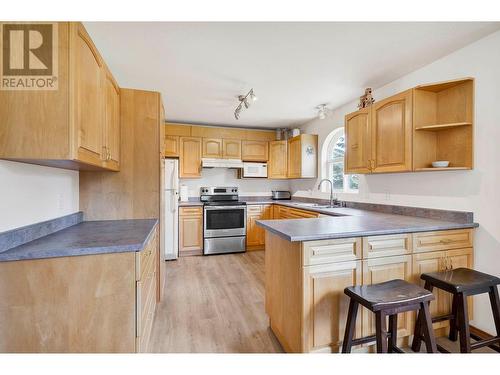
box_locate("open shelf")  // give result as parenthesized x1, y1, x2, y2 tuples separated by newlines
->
(415, 122, 472, 131)
(414, 167, 470, 172)
(413, 78, 474, 171)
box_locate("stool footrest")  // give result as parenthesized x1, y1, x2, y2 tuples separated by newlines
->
(349, 333, 404, 353)
(470, 335, 500, 352)
(431, 314, 454, 323)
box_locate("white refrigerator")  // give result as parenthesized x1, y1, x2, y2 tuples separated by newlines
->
(164, 159, 179, 260)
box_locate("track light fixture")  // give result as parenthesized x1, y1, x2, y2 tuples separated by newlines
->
(234, 89, 258, 120)
(316, 104, 329, 120)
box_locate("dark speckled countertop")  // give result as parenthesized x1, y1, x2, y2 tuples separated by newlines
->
(0, 219, 158, 262)
(256, 208, 478, 242)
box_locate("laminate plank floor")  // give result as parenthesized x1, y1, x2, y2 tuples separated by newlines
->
(149, 251, 284, 353)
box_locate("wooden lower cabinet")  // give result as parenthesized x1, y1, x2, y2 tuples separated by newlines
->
(0, 225, 158, 353)
(412, 247, 473, 331)
(361, 255, 413, 343)
(303, 260, 363, 352)
(246, 205, 271, 249)
(264, 229, 474, 353)
(179, 207, 203, 256)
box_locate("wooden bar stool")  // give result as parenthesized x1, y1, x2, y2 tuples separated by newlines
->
(412, 268, 500, 353)
(342, 279, 437, 353)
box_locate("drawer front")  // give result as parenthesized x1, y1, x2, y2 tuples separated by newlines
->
(303, 237, 362, 266)
(247, 204, 263, 214)
(413, 229, 473, 253)
(288, 207, 319, 218)
(179, 206, 203, 216)
(362, 234, 412, 259)
(136, 227, 157, 281)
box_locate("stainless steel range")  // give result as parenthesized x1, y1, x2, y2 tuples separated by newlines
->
(201, 186, 247, 255)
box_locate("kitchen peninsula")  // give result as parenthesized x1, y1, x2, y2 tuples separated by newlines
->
(256, 205, 478, 353)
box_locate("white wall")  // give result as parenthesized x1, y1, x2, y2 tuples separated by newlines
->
(0, 160, 79, 232)
(180, 168, 290, 198)
(291, 30, 500, 334)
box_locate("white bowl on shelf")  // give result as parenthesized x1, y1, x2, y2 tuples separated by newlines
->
(431, 161, 450, 168)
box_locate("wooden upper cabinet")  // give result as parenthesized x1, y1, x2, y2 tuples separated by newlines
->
(164, 135, 180, 157)
(179, 137, 202, 178)
(241, 140, 269, 161)
(222, 139, 241, 159)
(370, 90, 413, 173)
(287, 134, 318, 179)
(345, 108, 371, 174)
(102, 65, 120, 171)
(268, 140, 288, 179)
(202, 138, 223, 158)
(0, 22, 121, 171)
(72, 23, 105, 166)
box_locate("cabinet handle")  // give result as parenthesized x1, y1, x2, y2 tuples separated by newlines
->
(351, 143, 359, 149)
(102, 146, 107, 161)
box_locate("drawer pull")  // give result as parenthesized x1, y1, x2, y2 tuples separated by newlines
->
(440, 239, 453, 244)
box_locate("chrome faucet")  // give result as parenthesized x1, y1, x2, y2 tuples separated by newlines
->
(318, 178, 337, 208)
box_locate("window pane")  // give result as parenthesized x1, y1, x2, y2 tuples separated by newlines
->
(348, 174, 359, 190)
(332, 162, 344, 190)
(332, 135, 345, 158)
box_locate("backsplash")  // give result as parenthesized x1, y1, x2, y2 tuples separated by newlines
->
(180, 168, 290, 197)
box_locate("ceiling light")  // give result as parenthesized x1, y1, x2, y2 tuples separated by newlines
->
(234, 89, 257, 120)
(316, 104, 329, 120)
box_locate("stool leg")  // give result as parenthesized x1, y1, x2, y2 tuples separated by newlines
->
(488, 286, 500, 338)
(411, 280, 433, 352)
(420, 301, 437, 353)
(375, 311, 388, 353)
(341, 299, 359, 353)
(449, 294, 459, 342)
(457, 293, 472, 353)
(388, 314, 398, 353)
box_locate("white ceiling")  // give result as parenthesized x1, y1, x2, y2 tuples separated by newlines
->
(85, 22, 500, 128)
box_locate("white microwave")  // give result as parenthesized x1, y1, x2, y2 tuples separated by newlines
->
(242, 162, 268, 178)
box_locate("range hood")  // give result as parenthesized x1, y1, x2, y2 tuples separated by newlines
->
(202, 158, 244, 169)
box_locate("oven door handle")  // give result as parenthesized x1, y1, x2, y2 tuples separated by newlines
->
(204, 206, 247, 210)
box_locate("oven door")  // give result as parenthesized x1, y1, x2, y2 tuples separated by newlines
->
(204, 206, 246, 238)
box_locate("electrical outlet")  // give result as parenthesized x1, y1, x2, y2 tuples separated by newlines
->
(384, 191, 390, 201)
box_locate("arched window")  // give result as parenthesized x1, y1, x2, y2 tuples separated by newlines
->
(324, 127, 359, 192)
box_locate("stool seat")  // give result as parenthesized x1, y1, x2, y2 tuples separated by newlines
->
(421, 268, 500, 294)
(344, 279, 434, 312)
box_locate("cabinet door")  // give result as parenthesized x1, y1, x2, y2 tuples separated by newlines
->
(179, 137, 202, 178)
(362, 255, 413, 340)
(246, 206, 264, 247)
(103, 67, 120, 170)
(165, 135, 179, 157)
(241, 140, 269, 161)
(202, 138, 223, 158)
(345, 108, 371, 174)
(268, 140, 288, 179)
(179, 212, 203, 254)
(287, 136, 301, 178)
(412, 251, 450, 330)
(72, 23, 104, 166)
(303, 261, 362, 352)
(447, 248, 474, 319)
(371, 90, 412, 173)
(222, 139, 241, 159)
